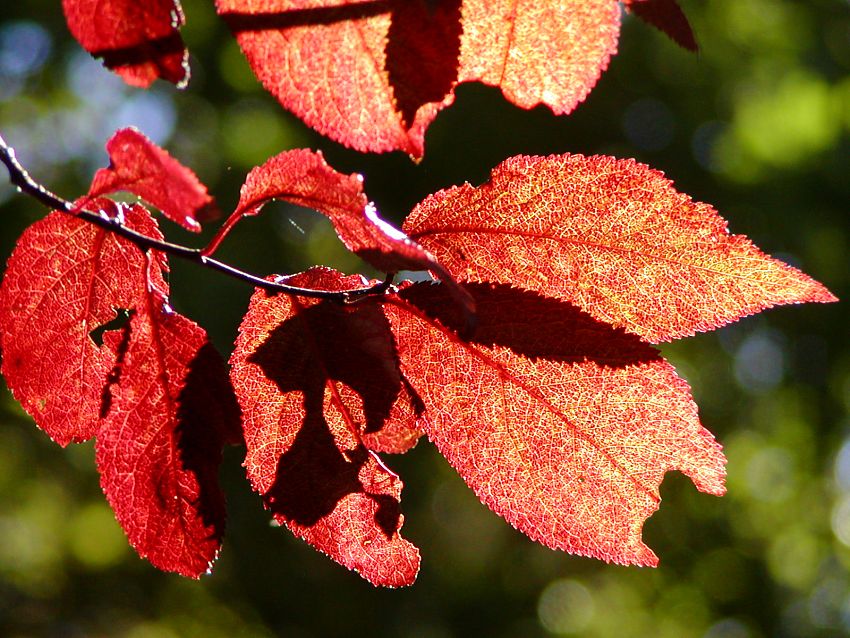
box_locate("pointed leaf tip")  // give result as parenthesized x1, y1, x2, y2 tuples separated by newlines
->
(405, 153, 836, 343)
(624, 0, 698, 52)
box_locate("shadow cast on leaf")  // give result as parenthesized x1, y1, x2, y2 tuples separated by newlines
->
(87, 32, 185, 82)
(246, 299, 408, 535)
(399, 282, 663, 368)
(174, 342, 244, 535)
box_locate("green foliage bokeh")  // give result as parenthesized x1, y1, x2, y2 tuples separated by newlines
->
(0, 1, 848, 636)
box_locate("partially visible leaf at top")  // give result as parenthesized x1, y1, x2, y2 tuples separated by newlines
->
(216, 0, 461, 158)
(88, 128, 217, 233)
(623, 0, 697, 51)
(404, 154, 837, 343)
(230, 268, 421, 586)
(215, 0, 619, 156)
(219, 149, 473, 315)
(384, 281, 726, 566)
(457, 0, 620, 113)
(0, 203, 166, 445)
(97, 284, 241, 578)
(62, 0, 189, 88)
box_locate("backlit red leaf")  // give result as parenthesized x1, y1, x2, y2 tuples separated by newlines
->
(219, 149, 473, 315)
(0, 203, 165, 445)
(230, 268, 421, 586)
(458, 0, 620, 113)
(216, 0, 619, 156)
(97, 285, 240, 578)
(624, 0, 697, 51)
(88, 128, 217, 233)
(384, 282, 726, 565)
(216, 0, 459, 157)
(62, 0, 189, 88)
(405, 154, 837, 343)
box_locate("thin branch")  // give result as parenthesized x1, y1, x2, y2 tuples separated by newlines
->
(0, 134, 394, 302)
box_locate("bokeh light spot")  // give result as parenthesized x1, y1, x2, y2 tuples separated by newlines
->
(537, 579, 595, 634)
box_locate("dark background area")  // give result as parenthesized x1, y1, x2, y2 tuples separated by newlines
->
(0, 1, 848, 636)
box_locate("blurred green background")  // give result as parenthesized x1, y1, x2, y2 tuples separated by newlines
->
(0, 1, 848, 636)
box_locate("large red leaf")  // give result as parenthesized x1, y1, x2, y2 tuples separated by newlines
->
(62, 0, 189, 88)
(97, 284, 240, 578)
(88, 128, 217, 233)
(0, 203, 165, 445)
(215, 0, 618, 156)
(230, 268, 421, 586)
(215, 149, 473, 315)
(384, 282, 726, 566)
(624, 0, 697, 51)
(404, 154, 837, 343)
(216, 0, 460, 157)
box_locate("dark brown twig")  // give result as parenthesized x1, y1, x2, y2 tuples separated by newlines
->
(0, 133, 394, 301)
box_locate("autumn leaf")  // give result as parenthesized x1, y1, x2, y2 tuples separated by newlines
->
(88, 128, 217, 233)
(230, 268, 421, 586)
(216, 0, 458, 157)
(624, 0, 697, 51)
(62, 0, 189, 88)
(404, 154, 837, 343)
(216, 0, 619, 156)
(0, 203, 166, 445)
(214, 148, 474, 315)
(457, 0, 620, 113)
(384, 281, 726, 565)
(97, 284, 240, 578)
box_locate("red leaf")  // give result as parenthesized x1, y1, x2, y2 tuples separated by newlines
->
(230, 268, 421, 586)
(88, 128, 217, 233)
(624, 0, 697, 52)
(218, 149, 474, 315)
(0, 203, 165, 445)
(97, 287, 240, 578)
(216, 0, 459, 157)
(61, 0, 189, 88)
(457, 0, 620, 113)
(404, 154, 837, 343)
(384, 282, 726, 565)
(216, 0, 619, 156)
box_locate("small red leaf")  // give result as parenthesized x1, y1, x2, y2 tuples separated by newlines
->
(230, 268, 421, 586)
(220, 149, 474, 315)
(384, 282, 726, 565)
(0, 204, 165, 445)
(88, 128, 217, 233)
(61, 0, 189, 88)
(97, 288, 240, 578)
(405, 154, 837, 343)
(624, 0, 698, 52)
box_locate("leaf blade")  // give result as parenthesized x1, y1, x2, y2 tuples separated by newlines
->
(88, 128, 217, 233)
(230, 268, 421, 586)
(61, 0, 189, 88)
(384, 282, 726, 565)
(405, 154, 837, 342)
(0, 204, 164, 445)
(97, 291, 240, 578)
